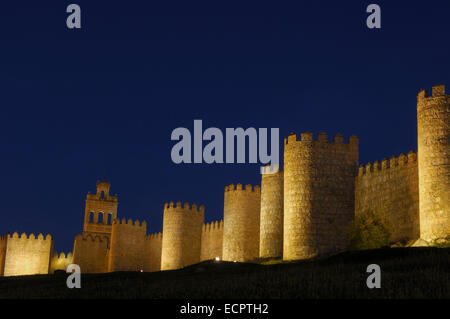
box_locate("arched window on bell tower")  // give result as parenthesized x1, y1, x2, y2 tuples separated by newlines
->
(98, 212, 104, 224)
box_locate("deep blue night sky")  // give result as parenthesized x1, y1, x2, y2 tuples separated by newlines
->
(0, 1, 449, 253)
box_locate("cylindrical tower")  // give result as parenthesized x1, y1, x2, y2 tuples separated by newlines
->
(222, 183, 261, 262)
(283, 132, 316, 260)
(417, 85, 450, 243)
(283, 131, 358, 260)
(161, 202, 204, 270)
(259, 168, 284, 258)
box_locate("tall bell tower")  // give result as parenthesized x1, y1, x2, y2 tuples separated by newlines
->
(83, 181, 119, 235)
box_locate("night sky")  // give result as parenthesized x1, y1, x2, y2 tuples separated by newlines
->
(0, 1, 449, 253)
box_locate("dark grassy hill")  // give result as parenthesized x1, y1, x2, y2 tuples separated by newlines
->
(0, 247, 449, 299)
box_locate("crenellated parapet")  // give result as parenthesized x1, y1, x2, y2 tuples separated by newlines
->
(50, 251, 74, 273)
(284, 131, 359, 148)
(8, 232, 52, 241)
(417, 84, 449, 110)
(224, 183, 261, 193)
(283, 130, 359, 260)
(112, 218, 147, 228)
(223, 183, 261, 262)
(357, 150, 417, 177)
(164, 201, 205, 214)
(144, 232, 163, 272)
(146, 232, 162, 241)
(1, 231, 54, 276)
(161, 201, 204, 270)
(202, 220, 223, 233)
(201, 220, 224, 262)
(52, 251, 73, 260)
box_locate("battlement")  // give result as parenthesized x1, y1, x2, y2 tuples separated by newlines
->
(8, 232, 52, 241)
(203, 220, 224, 233)
(163, 201, 205, 214)
(224, 183, 261, 193)
(358, 150, 417, 176)
(112, 218, 147, 228)
(50, 251, 73, 273)
(418, 84, 447, 101)
(146, 232, 162, 240)
(284, 131, 358, 146)
(52, 251, 73, 260)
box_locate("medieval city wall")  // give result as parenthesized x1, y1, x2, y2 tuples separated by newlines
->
(144, 232, 162, 272)
(223, 184, 261, 262)
(355, 151, 420, 242)
(1, 85, 449, 275)
(260, 168, 284, 258)
(283, 132, 359, 260)
(161, 202, 204, 270)
(50, 251, 73, 273)
(2, 232, 53, 276)
(108, 218, 147, 272)
(200, 220, 223, 261)
(73, 232, 109, 273)
(417, 85, 450, 242)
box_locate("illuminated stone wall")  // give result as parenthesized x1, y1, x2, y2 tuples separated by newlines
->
(108, 218, 146, 272)
(2, 84, 450, 274)
(200, 220, 223, 261)
(50, 251, 73, 273)
(283, 132, 359, 260)
(73, 232, 109, 273)
(144, 232, 162, 272)
(259, 168, 284, 258)
(417, 85, 450, 242)
(355, 152, 420, 243)
(2, 232, 53, 276)
(161, 202, 204, 270)
(223, 184, 261, 262)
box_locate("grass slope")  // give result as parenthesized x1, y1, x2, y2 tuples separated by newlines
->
(0, 247, 449, 299)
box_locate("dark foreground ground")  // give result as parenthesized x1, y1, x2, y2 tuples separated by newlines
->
(0, 247, 449, 299)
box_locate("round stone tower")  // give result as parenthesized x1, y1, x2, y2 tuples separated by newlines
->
(161, 202, 204, 270)
(259, 167, 284, 258)
(283, 132, 316, 260)
(417, 85, 450, 243)
(283, 131, 358, 260)
(222, 183, 261, 262)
